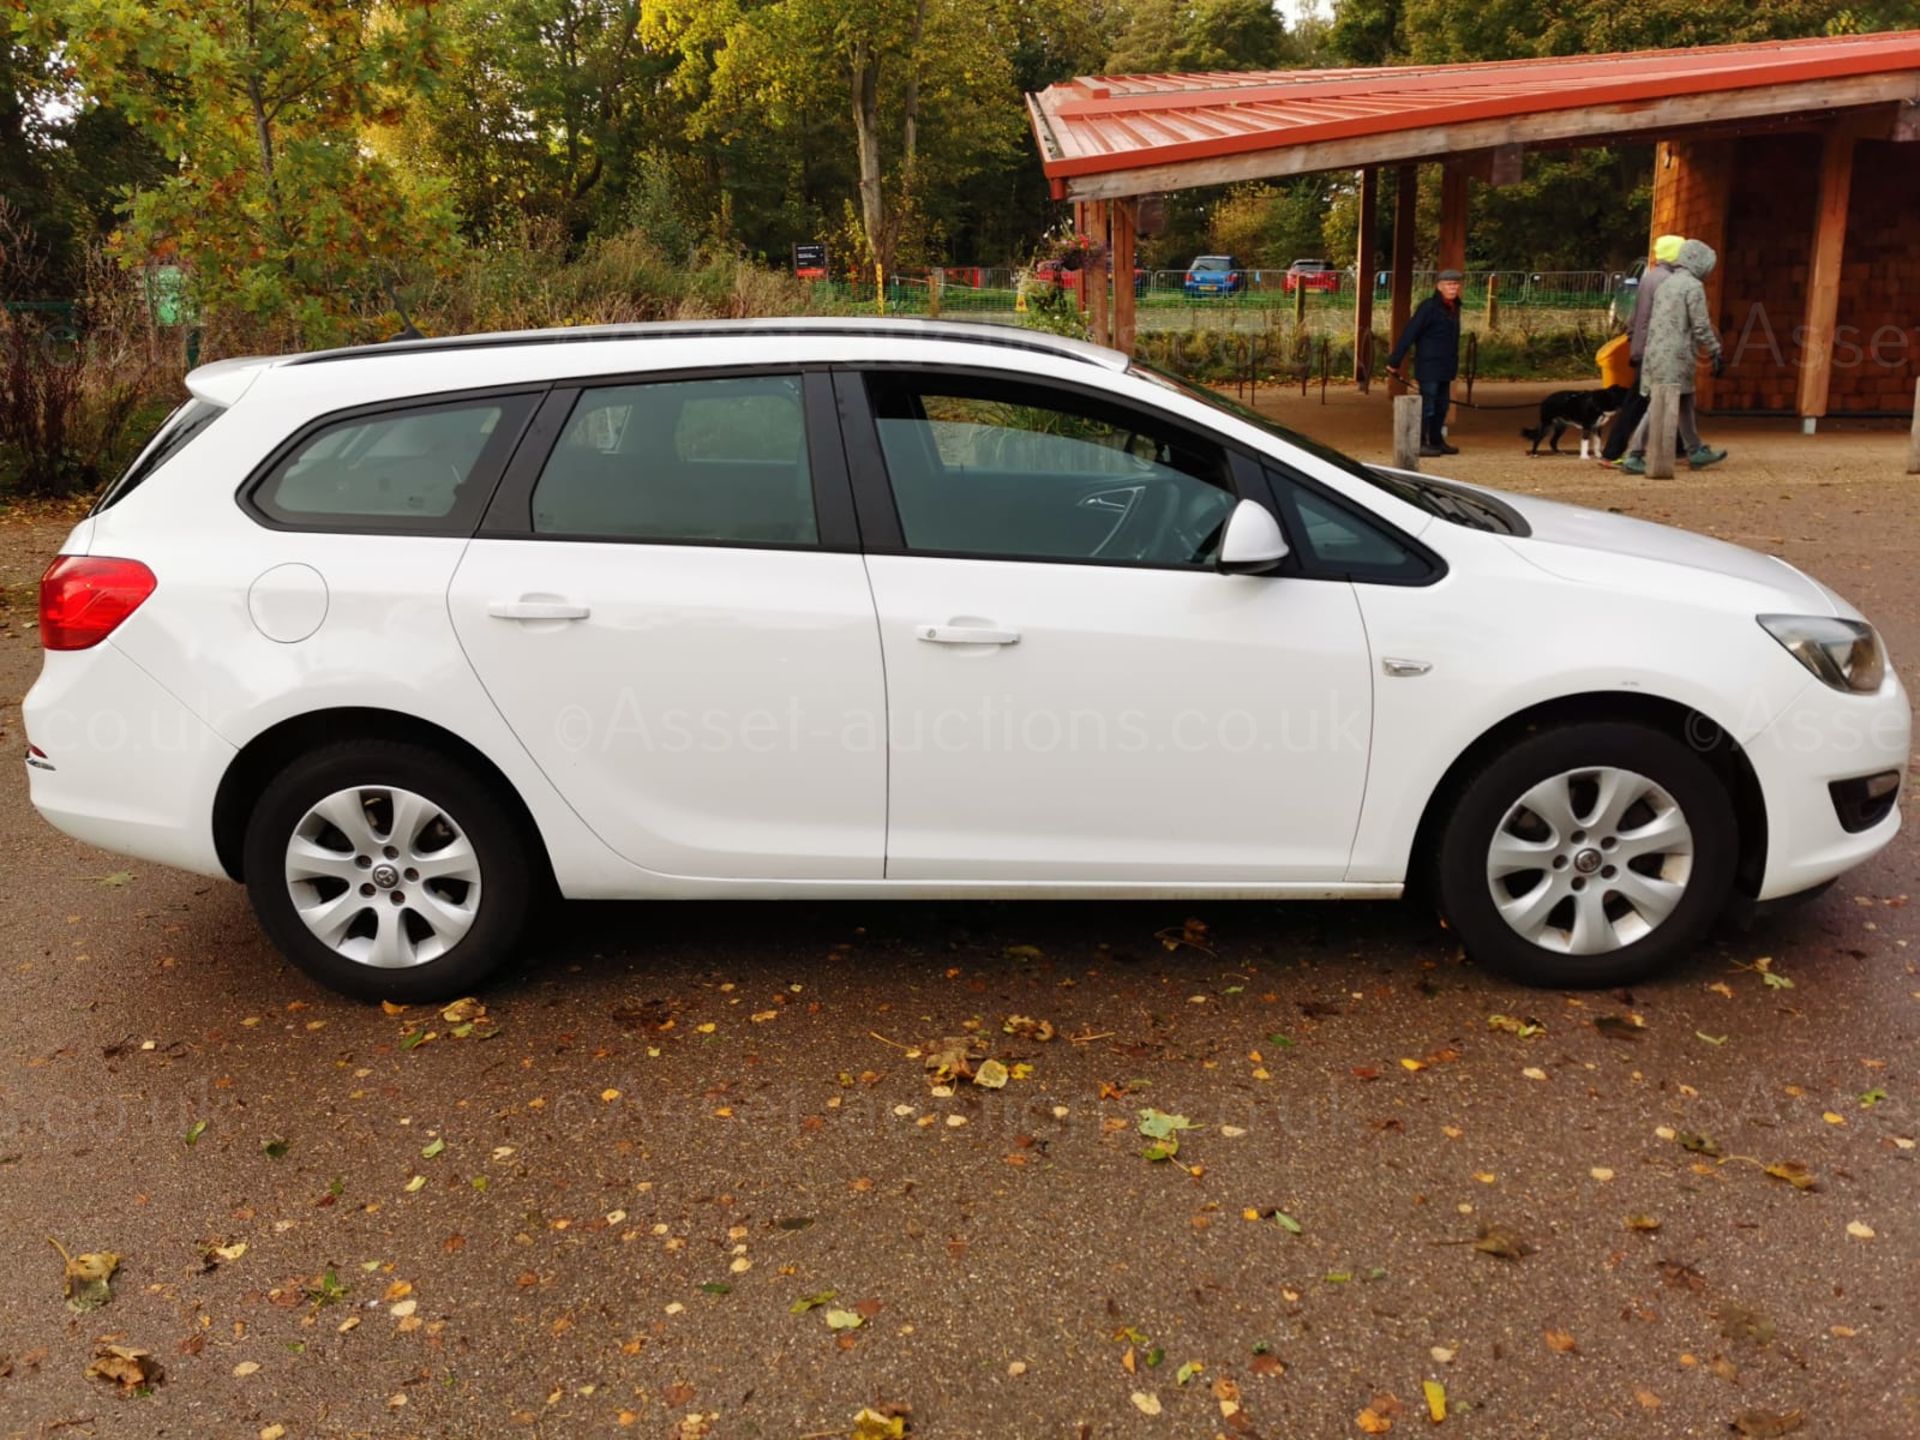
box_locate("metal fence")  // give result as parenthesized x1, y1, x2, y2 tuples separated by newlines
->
(795, 268, 1621, 342)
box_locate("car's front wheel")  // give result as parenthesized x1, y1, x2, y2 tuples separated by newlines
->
(242, 740, 533, 1002)
(1435, 722, 1739, 987)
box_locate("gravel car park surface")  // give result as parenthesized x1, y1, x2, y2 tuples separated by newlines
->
(1, 397, 1915, 1438)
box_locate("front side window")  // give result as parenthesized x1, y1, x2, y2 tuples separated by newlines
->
(252, 398, 528, 530)
(865, 374, 1235, 567)
(532, 374, 816, 545)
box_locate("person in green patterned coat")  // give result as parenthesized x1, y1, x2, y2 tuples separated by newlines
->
(1621, 238, 1727, 474)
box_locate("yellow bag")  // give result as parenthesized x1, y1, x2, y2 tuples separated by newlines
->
(1596, 333, 1633, 388)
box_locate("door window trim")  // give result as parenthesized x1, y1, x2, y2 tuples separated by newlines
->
(835, 362, 1255, 573)
(475, 365, 860, 552)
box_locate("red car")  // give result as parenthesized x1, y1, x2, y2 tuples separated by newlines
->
(1283, 258, 1343, 294)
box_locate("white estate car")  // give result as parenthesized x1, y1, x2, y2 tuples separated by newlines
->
(24, 320, 1908, 1000)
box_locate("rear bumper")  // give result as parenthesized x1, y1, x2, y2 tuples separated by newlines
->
(22, 641, 233, 877)
(1745, 670, 1910, 901)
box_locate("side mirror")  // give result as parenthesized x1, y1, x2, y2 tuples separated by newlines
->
(1217, 498, 1289, 576)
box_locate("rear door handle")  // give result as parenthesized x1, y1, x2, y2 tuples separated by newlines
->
(487, 599, 591, 621)
(917, 624, 1020, 646)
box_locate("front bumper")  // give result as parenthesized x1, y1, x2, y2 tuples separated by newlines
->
(22, 641, 234, 877)
(1744, 668, 1911, 901)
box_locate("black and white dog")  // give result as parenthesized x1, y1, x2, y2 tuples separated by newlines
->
(1520, 384, 1632, 459)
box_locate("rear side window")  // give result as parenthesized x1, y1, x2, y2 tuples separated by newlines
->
(248, 396, 535, 533)
(95, 399, 226, 512)
(531, 375, 817, 545)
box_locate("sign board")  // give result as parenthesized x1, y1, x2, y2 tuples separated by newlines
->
(792, 242, 828, 280)
(144, 265, 195, 327)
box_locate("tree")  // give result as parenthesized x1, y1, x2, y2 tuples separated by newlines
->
(1106, 0, 1291, 73)
(25, 0, 461, 344)
(410, 1, 683, 247)
(657, 0, 1021, 267)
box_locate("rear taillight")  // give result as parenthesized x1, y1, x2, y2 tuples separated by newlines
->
(1230, 272, 1241, 282)
(1185, 272, 1195, 283)
(39, 556, 157, 651)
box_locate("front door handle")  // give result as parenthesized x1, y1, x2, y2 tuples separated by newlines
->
(487, 599, 591, 621)
(917, 623, 1020, 646)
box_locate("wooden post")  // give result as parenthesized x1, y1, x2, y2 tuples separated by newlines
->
(1485, 272, 1500, 332)
(1112, 198, 1138, 355)
(1354, 168, 1377, 387)
(1086, 201, 1110, 347)
(1438, 157, 1468, 275)
(1647, 384, 1679, 478)
(1389, 165, 1416, 398)
(1909, 378, 1920, 474)
(928, 266, 943, 318)
(1393, 395, 1422, 471)
(1796, 122, 1859, 433)
(1293, 270, 1307, 332)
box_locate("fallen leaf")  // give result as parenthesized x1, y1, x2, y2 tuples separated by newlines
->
(1625, 1215, 1663, 1232)
(924, 1036, 977, 1083)
(233, 1360, 261, 1377)
(1763, 1161, 1818, 1191)
(420, 1137, 446, 1159)
(824, 1309, 864, 1331)
(86, 1344, 161, 1390)
(1422, 1379, 1446, 1423)
(973, 1059, 1009, 1090)
(1846, 1220, 1876, 1240)
(1677, 1131, 1723, 1158)
(1175, 1360, 1203, 1385)
(1594, 1014, 1643, 1042)
(49, 1238, 119, 1312)
(262, 1138, 290, 1160)
(1544, 1328, 1578, 1354)
(1486, 1014, 1544, 1037)
(1521, 1067, 1547, 1082)
(213, 1241, 247, 1261)
(851, 1407, 908, 1440)
(1470, 1224, 1533, 1260)
(185, 1120, 207, 1146)
(790, 1290, 837, 1314)
(1130, 1391, 1163, 1416)
(1731, 1410, 1805, 1438)
(1356, 1406, 1394, 1434)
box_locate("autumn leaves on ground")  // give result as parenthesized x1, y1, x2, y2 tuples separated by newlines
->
(0, 451, 1916, 1439)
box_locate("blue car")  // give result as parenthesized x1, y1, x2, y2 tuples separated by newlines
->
(1183, 255, 1247, 297)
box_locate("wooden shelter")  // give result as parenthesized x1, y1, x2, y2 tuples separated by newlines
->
(1027, 32, 1920, 425)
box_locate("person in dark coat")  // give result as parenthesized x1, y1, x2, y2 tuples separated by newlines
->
(1387, 269, 1464, 456)
(1601, 234, 1683, 464)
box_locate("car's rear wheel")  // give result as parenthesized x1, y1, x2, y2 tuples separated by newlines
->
(1435, 722, 1738, 987)
(243, 740, 532, 1002)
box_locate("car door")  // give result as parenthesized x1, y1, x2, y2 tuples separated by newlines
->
(838, 366, 1377, 883)
(447, 369, 887, 880)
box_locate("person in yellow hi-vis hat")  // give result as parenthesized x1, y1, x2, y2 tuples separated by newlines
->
(1601, 233, 1684, 464)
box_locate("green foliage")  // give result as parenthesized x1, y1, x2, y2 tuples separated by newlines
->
(25, 0, 462, 347)
(1107, 0, 1292, 71)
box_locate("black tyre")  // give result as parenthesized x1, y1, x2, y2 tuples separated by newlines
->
(242, 739, 534, 1002)
(1435, 722, 1738, 988)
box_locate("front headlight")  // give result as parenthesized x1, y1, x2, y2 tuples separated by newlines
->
(1757, 614, 1886, 693)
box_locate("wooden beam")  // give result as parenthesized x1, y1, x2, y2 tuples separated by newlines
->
(1086, 200, 1110, 347)
(1057, 75, 1920, 199)
(1796, 122, 1858, 425)
(1647, 384, 1679, 479)
(1437, 158, 1468, 273)
(1489, 143, 1525, 185)
(1353, 167, 1377, 386)
(1893, 99, 1920, 141)
(1393, 394, 1422, 471)
(1112, 198, 1138, 354)
(1389, 164, 1416, 398)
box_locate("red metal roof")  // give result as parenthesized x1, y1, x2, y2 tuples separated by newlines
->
(1028, 31, 1920, 189)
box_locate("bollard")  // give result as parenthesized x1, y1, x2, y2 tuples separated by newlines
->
(1393, 394, 1423, 472)
(1647, 384, 1679, 479)
(1909, 378, 1920, 475)
(1485, 272, 1500, 332)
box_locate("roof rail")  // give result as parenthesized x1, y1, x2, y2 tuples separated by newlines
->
(282, 317, 1126, 371)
